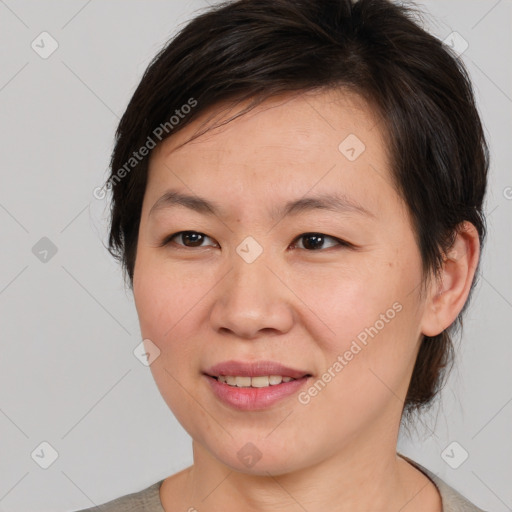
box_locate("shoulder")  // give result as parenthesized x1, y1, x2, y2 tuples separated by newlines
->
(71, 479, 166, 512)
(427, 472, 487, 512)
(399, 453, 488, 512)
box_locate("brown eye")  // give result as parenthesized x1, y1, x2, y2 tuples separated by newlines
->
(161, 231, 350, 251)
(293, 233, 350, 251)
(163, 231, 215, 248)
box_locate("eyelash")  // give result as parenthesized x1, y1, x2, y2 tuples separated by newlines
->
(159, 231, 353, 252)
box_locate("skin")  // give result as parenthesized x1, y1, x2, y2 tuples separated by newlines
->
(132, 88, 480, 511)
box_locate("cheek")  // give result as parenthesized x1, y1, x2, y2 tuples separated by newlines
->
(297, 303, 420, 440)
(290, 259, 408, 349)
(133, 259, 211, 428)
(295, 252, 422, 383)
(133, 255, 211, 347)
(318, 302, 422, 428)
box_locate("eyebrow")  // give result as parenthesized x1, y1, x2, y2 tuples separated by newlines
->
(148, 188, 375, 221)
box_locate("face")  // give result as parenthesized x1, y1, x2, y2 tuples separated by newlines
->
(133, 89, 430, 475)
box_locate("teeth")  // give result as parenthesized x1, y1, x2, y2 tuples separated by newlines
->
(269, 375, 283, 385)
(236, 376, 251, 387)
(251, 376, 269, 388)
(216, 375, 297, 387)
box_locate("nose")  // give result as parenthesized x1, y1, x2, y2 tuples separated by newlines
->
(209, 248, 295, 340)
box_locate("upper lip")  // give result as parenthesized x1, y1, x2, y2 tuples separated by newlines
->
(204, 360, 311, 379)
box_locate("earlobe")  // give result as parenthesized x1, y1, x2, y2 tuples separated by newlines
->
(420, 222, 480, 337)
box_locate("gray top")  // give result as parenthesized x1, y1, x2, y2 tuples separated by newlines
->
(72, 455, 487, 511)
(400, 454, 487, 512)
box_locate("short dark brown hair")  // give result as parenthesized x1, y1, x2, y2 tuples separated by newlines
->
(104, 0, 489, 418)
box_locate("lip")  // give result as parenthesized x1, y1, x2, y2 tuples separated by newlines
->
(204, 360, 310, 379)
(203, 360, 312, 411)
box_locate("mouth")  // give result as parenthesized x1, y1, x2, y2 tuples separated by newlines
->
(202, 360, 312, 409)
(203, 359, 311, 382)
(207, 374, 309, 388)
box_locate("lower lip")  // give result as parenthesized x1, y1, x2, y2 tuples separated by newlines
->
(204, 375, 310, 410)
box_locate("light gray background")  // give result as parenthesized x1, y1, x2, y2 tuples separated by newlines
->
(0, 1, 510, 511)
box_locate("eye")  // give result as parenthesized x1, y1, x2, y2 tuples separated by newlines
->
(291, 232, 352, 251)
(161, 231, 217, 248)
(160, 231, 352, 251)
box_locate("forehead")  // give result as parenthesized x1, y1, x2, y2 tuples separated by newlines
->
(144, 88, 398, 222)
(152, 88, 388, 165)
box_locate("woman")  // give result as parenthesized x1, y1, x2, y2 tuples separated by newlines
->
(76, 0, 489, 510)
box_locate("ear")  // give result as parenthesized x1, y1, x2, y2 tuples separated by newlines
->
(421, 221, 481, 337)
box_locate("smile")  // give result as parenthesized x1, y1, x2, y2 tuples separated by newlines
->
(204, 375, 311, 410)
(215, 375, 296, 387)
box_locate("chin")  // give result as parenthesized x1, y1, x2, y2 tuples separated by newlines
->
(207, 440, 312, 477)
